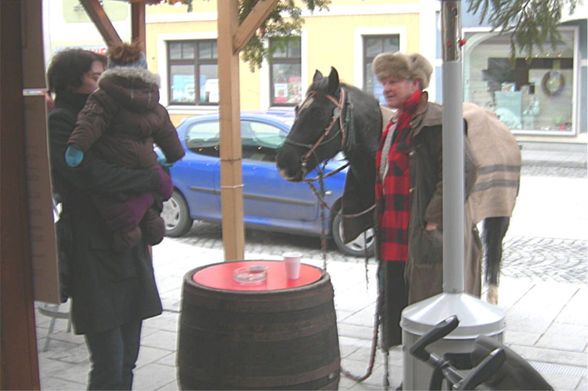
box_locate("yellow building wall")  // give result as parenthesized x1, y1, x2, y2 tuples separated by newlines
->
(302, 13, 420, 86)
(145, 10, 263, 124)
(143, 0, 422, 125)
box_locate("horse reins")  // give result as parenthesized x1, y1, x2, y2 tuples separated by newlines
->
(302, 88, 347, 160)
(285, 89, 348, 175)
(284, 86, 387, 386)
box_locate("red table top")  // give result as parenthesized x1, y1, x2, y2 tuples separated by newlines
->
(192, 260, 322, 292)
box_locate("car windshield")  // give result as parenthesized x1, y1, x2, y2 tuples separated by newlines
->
(185, 117, 288, 162)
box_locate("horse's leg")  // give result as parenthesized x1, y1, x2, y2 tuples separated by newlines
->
(482, 216, 511, 304)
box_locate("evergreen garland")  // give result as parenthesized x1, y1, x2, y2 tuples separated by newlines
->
(466, 0, 578, 59)
(239, 0, 330, 71)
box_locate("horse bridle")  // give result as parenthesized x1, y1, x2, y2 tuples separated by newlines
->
(284, 88, 347, 174)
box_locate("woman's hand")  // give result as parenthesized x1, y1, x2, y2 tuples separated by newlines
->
(425, 222, 438, 231)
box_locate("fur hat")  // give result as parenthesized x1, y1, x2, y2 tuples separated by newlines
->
(372, 52, 433, 89)
(107, 42, 147, 69)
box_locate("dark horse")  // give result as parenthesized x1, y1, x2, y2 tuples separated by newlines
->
(277, 67, 520, 304)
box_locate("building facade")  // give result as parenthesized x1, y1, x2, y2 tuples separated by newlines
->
(43, 0, 587, 142)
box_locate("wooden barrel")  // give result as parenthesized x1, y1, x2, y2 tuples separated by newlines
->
(177, 261, 340, 390)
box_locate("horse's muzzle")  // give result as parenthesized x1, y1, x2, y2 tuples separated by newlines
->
(277, 166, 304, 182)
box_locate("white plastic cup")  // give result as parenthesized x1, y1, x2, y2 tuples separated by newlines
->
(283, 252, 301, 279)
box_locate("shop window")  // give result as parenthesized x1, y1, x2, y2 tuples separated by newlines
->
(465, 30, 576, 133)
(363, 35, 400, 104)
(269, 38, 301, 106)
(168, 40, 218, 105)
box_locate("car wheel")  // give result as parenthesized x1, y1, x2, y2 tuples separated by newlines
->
(162, 190, 193, 237)
(331, 206, 375, 257)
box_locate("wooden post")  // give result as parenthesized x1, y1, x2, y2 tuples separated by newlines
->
(131, 2, 146, 52)
(216, 0, 279, 261)
(0, 1, 40, 388)
(217, 0, 245, 261)
(79, 0, 122, 48)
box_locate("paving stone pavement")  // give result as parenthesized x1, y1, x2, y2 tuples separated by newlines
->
(35, 143, 587, 390)
(501, 236, 586, 283)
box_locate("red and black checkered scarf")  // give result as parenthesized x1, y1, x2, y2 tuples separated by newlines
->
(375, 89, 422, 262)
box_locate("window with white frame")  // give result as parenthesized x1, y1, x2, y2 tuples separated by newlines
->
(168, 40, 218, 105)
(465, 30, 576, 134)
(363, 35, 400, 104)
(269, 37, 302, 106)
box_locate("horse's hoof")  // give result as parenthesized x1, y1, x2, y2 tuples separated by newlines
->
(487, 285, 498, 305)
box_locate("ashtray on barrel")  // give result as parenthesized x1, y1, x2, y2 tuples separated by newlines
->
(233, 265, 267, 285)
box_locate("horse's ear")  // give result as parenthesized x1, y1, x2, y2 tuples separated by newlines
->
(327, 67, 340, 95)
(313, 70, 323, 82)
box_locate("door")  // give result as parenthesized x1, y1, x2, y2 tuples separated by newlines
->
(174, 119, 221, 220)
(241, 120, 318, 228)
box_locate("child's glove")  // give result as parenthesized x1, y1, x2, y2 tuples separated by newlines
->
(157, 156, 175, 168)
(65, 144, 84, 167)
(155, 148, 175, 168)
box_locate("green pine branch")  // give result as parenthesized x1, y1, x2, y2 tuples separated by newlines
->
(239, 0, 330, 70)
(466, 0, 578, 59)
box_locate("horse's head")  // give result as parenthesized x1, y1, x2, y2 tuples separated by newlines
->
(277, 67, 346, 182)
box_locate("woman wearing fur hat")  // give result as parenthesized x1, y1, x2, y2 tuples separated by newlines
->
(65, 42, 184, 252)
(372, 52, 481, 348)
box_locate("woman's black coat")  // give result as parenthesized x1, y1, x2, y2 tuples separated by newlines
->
(49, 92, 163, 334)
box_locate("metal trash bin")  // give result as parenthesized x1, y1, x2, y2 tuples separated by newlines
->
(401, 293, 505, 390)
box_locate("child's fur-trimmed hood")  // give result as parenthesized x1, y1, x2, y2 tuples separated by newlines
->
(99, 66, 161, 88)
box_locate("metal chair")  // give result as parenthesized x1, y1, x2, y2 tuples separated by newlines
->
(37, 301, 71, 352)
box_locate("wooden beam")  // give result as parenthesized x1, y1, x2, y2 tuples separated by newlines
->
(217, 0, 245, 261)
(0, 1, 40, 388)
(232, 0, 279, 53)
(131, 2, 146, 53)
(79, 0, 122, 47)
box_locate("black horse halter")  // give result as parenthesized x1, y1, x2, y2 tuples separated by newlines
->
(285, 88, 348, 174)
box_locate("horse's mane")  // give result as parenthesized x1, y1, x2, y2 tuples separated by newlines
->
(340, 82, 372, 98)
(307, 77, 377, 104)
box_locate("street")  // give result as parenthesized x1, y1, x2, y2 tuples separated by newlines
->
(36, 144, 587, 390)
(170, 160, 587, 285)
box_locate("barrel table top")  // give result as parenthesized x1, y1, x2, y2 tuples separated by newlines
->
(192, 260, 322, 292)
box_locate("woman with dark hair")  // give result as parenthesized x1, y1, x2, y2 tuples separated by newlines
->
(47, 48, 171, 389)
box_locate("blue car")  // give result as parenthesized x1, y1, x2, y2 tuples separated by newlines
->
(161, 111, 374, 256)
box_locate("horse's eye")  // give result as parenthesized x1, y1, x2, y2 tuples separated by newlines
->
(294, 104, 300, 114)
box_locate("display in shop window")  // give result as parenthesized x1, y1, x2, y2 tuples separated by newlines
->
(274, 83, 288, 103)
(172, 75, 195, 103)
(200, 78, 219, 103)
(541, 71, 565, 97)
(273, 76, 301, 104)
(287, 76, 301, 104)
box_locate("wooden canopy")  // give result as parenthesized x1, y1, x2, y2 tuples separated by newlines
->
(0, 1, 278, 387)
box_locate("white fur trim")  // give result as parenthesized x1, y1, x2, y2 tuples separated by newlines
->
(100, 67, 161, 87)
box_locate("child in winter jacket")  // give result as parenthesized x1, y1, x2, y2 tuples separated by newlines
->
(65, 42, 185, 251)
